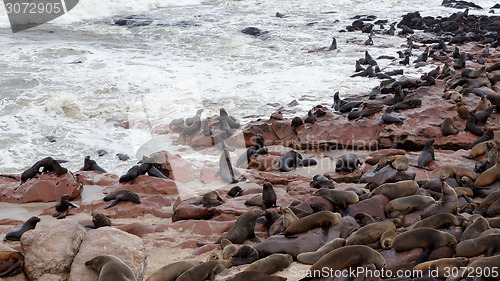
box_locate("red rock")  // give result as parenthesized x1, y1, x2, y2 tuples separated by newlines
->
(349, 194, 390, 218)
(0, 173, 81, 203)
(172, 200, 221, 222)
(325, 163, 370, 183)
(116, 222, 155, 237)
(191, 244, 219, 256)
(146, 151, 197, 184)
(200, 166, 218, 184)
(104, 175, 179, 195)
(287, 180, 316, 199)
(74, 171, 118, 186)
(247, 153, 281, 171)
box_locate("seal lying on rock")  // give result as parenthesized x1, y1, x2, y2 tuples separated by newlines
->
(85, 255, 136, 281)
(103, 190, 141, 209)
(0, 250, 24, 277)
(335, 154, 361, 173)
(21, 157, 68, 182)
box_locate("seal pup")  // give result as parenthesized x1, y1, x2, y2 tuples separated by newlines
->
(332, 91, 348, 111)
(264, 209, 280, 231)
(473, 96, 489, 113)
(145, 261, 203, 281)
(236, 134, 268, 167)
(392, 228, 457, 264)
(284, 211, 341, 238)
(216, 148, 239, 183)
(375, 154, 409, 171)
(291, 117, 304, 134)
(55, 194, 77, 218)
(85, 213, 111, 229)
(380, 106, 404, 125)
(116, 153, 130, 161)
(176, 260, 230, 281)
(228, 245, 259, 266)
(244, 253, 293, 274)
(335, 154, 361, 173)
(380, 229, 398, 249)
(278, 151, 317, 172)
(412, 139, 436, 171)
(262, 182, 277, 209)
(4, 216, 40, 241)
(470, 128, 494, 149)
(216, 209, 264, 244)
(81, 156, 107, 173)
(227, 186, 243, 197)
(298, 245, 386, 281)
(0, 250, 24, 277)
(85, 255, 136, 281)
(475, 155, 500, 187)
(346, 220, 396, 246)
(461, 216, 489, 241)
(310, 174, 335, 189)
(297, 238, 346, 265)
(221, 238, 238, 261)
(437, 117, 459, 136)
(21, 157, 68, 182)
(465, 113, 484, 136)
(304, 110, 316, 124)
(280, 207, 299, 228)
(103, 190, 141, 209)
(439, 165, 476, 181)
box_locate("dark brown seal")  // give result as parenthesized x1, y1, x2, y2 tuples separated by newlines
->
(297, 238, 346, 265)
(244, 253, 293, 275)
(455, 234, 500, 257)
(412, 257, 469, 279)
(176, 260, 230, 281)
(284, 211, 341, 237)
(346, 220, 396, 246)
(421, 182, 458, 218)
(144, 261, 202, 281)
(202, 190, 223, 207)
(82, 156, 107, 173)
(103, 190, 141, 209)
(217, 209, 264, 244)
(262, 182, 277, 209)
(369, 180, 418, 200)
(413, 213, 467, 229)
(85, 213, 112, 229)
(298, 245, 386, 281)
(4, 216, 40, 241)
(229, 245, 259, 266)
(85, 255, 136, 281)
(226, 272, 286, 281)
(0, 250, 24, 277)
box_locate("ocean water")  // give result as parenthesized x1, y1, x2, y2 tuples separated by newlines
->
(0, 0, 495, 175)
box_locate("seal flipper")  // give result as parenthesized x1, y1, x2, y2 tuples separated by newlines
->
(103, 199, 120, 209)
(85, 224, 98, 229)
(415, 248, 432, 265)
(248, 236, 261, 243)
(462, 194, 473, 203)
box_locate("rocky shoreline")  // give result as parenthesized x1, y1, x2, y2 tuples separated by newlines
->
(2, 6, 500, 281)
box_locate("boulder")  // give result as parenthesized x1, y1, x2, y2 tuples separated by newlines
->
(21, 219, 86, 280)
(74, 171, 118, 186)
(68, 227, 147, 281)
(0, 173, 81, 203)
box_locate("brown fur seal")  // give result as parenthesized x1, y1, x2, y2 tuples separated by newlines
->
(244, 253, 293, 275)
(297, 238, 346, 265)
(335, 153, 362, 173)
(82, 156, 107, 173)
(439, 165, 476, 181)
(86, 213, 111, 229)
(85, 255, 136, 281)
(284, 211, 341, 237)
(55, 194, 77, 217)
(145, 261, 203, 281)
(380, 229, 397, 249)
(413, 213, 467, 229)
(414, 139, 435, 170)
(226, 272, 286, 281)
(176, 260, 230, 281)
(245, 195, 263, 207)
(4, 216, 40, 241)
(488, 217, 500, 228)
(476, 190, 500, 215)
(369, 180, 418, 199)
(310, 174, 335, 189)
(229, 245, 259, 266)
(473, 95, 489, 113)
(376, 155, 409, 171)
(412, 257, 469, 279)
(103, 190, 141, 209)
(313, 188, 359, 210)
(385, 195, 435, 217)
(221, 238, 238, 261)
(218, 209, 263, 244)
(0, 250, 24, 277)
(227, 186, 243, 197)
(298, 245, 386, 281)
(365, 151, 405, 165)
(470, 129, 495, 149)
(21, 156, 68, 182)
(280, 207, 298, 228)
(262, 182, 277, 209)
(393, 228, 457, 264)
(439, 117, 459, 136)
(202, 190, 223, 207)
(346, 220, 396, 246)
(455, 234, 500, 257)
(461, 216, 489, 241)
(467, 255, 500, 276)
(475, 156, 500, 187)
(421, 182, 458, 218)
(465, 140, 500, 159)
(456, 102, 469, 119)
(354, 212, 376, 226)
(279, 151, 317, 172)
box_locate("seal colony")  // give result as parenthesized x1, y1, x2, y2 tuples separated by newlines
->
(1, 5, 500, 281)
